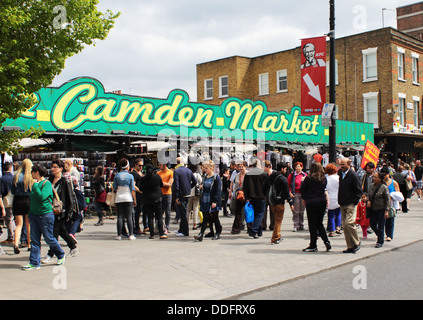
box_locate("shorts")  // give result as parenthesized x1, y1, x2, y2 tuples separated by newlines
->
(417, 180, 423, 189)
(13, 195, 31, 216)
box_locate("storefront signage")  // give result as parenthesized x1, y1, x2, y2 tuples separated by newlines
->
(361, 140, 380, 169)
(3, 77, 373, 144)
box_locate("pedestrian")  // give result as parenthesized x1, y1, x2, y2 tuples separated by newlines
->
(325, 163, 341, 237)
(338, 157, 362, 253)
(393, 166, 408, 213)
(361, 162, 375, 194)
(300, 162, 331, 252)
(287, 162, 307, 232)
(187, 163, 202, 230)
(11, 158, 33, 254)
(264, 162, 294, 245)
(93, 166, 107, 226)
(43, 160, 78, 262)
(414, 160, 423, 201)
(403, 163, 416, 211)
(63, 160, 83, 242)
(230, 161, 247, 234)
(262, 160, 275, 231)
(356, 194, 370, 239)
(131, 159, 144, 234)
(1, 162, 16, 243)
(113, 158, 136, 240)
(23, 164, 65, 270)
(173, 157, 197, 237)
(243, 158, 268, 239)
(367, 171, 390, 248)
(157, 161, 173, 233)
(140, 164, 167, 239)
(381, 167, 400, 242)
(194, 160, 222, 241)
(0, 197, 5, 255)
(220, 167, 231, 217)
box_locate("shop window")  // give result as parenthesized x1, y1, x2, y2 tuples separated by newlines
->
(259, 73, 269, 95)
(204, 79, 213, 100)
(362, 48, 378, 82)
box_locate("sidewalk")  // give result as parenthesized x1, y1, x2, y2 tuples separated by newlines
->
(0, 198, 422, 300)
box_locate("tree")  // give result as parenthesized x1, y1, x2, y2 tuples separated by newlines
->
(0, 0, 120, 154)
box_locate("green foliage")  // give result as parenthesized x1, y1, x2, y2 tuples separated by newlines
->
(0, 0, 120, 153)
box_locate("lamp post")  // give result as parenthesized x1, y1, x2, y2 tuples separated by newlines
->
(329, 0, 336, 163)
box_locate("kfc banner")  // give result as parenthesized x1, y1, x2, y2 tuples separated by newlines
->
(301, 36, 327, 116)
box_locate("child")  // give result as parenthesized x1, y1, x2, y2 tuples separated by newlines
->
(356, 193, 370, 239)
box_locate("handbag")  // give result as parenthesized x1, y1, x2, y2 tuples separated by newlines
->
(105, 191, 116, 207)
(52, 188, 63, 215)
(3, 190, 14, 208)
(244, 200, 254, 223)
(405, 178, 413, 191)
(388, 206, 397, 218)
(236, 189, 245, 202)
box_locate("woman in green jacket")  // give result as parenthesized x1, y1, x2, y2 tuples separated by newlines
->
(22, 164, 65, 270)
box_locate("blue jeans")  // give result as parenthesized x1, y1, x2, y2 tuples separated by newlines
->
(29, 212, 65, 267)
(249, 198, 266, 237)
(162, 194, 172, 229)
(176, 197, 189, 236)
(385, 217, 395, 239)
(327, 207, 341, 231)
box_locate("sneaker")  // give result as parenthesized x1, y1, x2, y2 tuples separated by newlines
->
(302, 246, 318, 252)
(292, 227, 298, 232)
(22, 264, 40, 271)
(115, 236, 122, 240)
(129, 235, 136, 240)
(56, 256, 65, 265)
(0, 247, 5, 256)
(160, 235, 168, 239)
(175, 232, 187, 237)
(41, 255, 54, 264)
(68, 248, 79, 257)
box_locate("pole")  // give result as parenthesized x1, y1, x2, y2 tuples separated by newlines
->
(329, 0, 336, 163)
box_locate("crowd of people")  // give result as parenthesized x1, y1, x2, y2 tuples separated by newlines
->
(1, 152, 422, 269)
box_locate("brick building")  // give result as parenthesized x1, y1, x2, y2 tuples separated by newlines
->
(196, 27, 423, 164)
(397, 1, 423, 40)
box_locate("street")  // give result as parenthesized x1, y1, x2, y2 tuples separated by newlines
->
(237, 240, 423, 300)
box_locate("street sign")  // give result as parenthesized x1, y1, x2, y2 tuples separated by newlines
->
(321, 103, 335, 127)
(301, 36, 327, 116)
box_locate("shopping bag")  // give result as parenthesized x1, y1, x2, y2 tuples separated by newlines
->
(244, 201, 254, 223)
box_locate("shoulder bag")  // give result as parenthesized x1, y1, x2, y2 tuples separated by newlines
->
(3, 190, 14, 208)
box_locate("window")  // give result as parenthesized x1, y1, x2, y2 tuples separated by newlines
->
(259, 73, 269, 95)
(326, 60, 339, 86)
(362, 48, 378, 82)
(363, 92, 379, 128)
(204, 79, 213, 100)
(399, 94, 406, 127)
(398, 47, 405, 81)
(219, 76, 228, 98)
(276, 70, 288, 92)
(414, 98, 419, 127)
(412, 52, 419, 84)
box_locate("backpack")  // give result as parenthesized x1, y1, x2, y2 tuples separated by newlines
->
(268, 175, 283, 206)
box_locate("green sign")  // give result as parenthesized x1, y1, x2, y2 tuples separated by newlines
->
(3, 77, 373, 144)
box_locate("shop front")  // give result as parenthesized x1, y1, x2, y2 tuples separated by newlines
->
(375, 133, 423, 167)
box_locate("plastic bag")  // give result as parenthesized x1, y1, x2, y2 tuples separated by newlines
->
(244, 201, 254, 223)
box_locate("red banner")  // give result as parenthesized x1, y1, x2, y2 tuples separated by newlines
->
(361, 140, 380, 169)
(300, 36, 327, 116)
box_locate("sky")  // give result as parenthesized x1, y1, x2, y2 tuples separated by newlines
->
(51, 0, 406, 102)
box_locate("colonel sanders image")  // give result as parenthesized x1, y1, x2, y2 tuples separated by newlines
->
(301, 43, 326, 69)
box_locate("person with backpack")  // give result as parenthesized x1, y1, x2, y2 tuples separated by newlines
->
(264, 162, 294, 244)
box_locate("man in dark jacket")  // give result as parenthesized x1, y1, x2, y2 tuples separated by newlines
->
(338, 157, 362, 253)
(264, 162, 294, 244)
(1, 162, 15, 242)
(173, 158, 197, 237)
(243, 159, 268, 238)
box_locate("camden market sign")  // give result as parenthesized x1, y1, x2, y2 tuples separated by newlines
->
(3, 77, 373, 144)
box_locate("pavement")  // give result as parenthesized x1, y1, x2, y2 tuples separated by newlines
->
(0, 197, 422, 300)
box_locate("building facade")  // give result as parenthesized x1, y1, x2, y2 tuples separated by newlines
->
(196, 27, 423, 164)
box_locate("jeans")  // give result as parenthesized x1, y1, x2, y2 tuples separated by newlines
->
(116, 202, 134, 236)
(327, 207, 341, 232)
(249, 198, 266, 237)
(370, 208, 386, 245)
(48, 217, 76, 257)
(306, 202, 329, 248)
(385, 217, 395, 240)
(143, 201, 164, 237)
(134, 193, 143, 232)
(29, 212, 65, 267)
(162, 194, 172, 229)
(176, 197, 189, 236)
